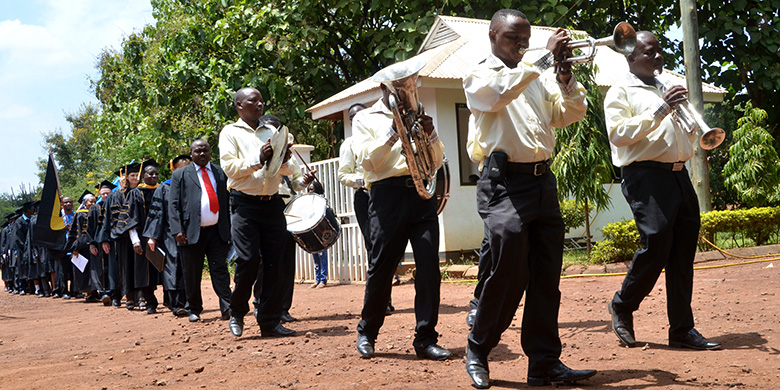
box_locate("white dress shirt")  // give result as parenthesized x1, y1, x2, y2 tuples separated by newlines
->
(351, 100, 444, 186)
(463, 52, 587, 164)
(337, 137, 365, 189)
(604, 72, 696, 167)
(195, 162, 219, 227)
(218, 118, 294, 195)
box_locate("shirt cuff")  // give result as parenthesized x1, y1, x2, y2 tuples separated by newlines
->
(250, 156, 264, 171)
(556, 74, 577, 96)
(129, 229, 140, 245)
(653, 102, 673, 121)
(533, 51, 555, 72)
(384, 127, 400, 147)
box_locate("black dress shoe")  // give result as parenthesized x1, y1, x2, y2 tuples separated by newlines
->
(173, 308, 188, 317)
(220, 310, 231, 321)
(356, 334, 375, 359)
(527, 362, 596, 386)
(669, 328, 722, 350)
(101, 294, 111, 306)
(228, 317, 244, 337)
(189, 313, 201, 322)
(85, 295, 99, 303)
(280, 313, 298, 323)
(62, 293, 70, 299)
(466, 308, 477, 329)
(126, 301, 136, 311)
(111, 299, 121, 307)
(608, 301, 636, 347)
(261, 324, 296, 338)
(415, 343, 452, 361)
(465, 348, 490, 389)
(146, 307, 157, 314)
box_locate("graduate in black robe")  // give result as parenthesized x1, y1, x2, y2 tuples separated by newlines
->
(66, 191, 98, 299)
(120, 159, 162, 314)
(143, 154, 190, 316)
(98, 162, 142, 309)
(13, 202, 35, 294)
(87, 180, 117, 305)
(1, 213, 18, 292)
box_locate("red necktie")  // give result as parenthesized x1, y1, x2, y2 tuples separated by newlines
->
(201, 167, 220, 214)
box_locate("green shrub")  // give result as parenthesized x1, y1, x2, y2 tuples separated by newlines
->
(590, 219, 641, 264)
(559, 199, 587, 233)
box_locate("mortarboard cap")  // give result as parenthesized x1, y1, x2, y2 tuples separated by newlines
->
(113, 161, 140, 176)
(78, 190, 95, 203)
(96, 180, 117, 191)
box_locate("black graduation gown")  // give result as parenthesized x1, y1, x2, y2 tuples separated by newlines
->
(86, 202, 108, 291)
(120, 186, 161, 289)
(26, 216, 45, 280)
(97, 189, 132, 295)
(142, 183, 184, 291)
(66, 210, 93, 292)
(1, 227, 10, 281)
(13, 217, 31, 281)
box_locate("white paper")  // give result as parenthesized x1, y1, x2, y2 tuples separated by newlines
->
(71, 253, 89, 273)
(158, 247, 166, 257)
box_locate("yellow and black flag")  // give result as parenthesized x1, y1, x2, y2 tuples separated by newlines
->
(33, 153, 67, 250)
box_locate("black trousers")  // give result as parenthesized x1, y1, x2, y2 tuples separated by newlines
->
(468, 168, 564, 376)
(470, 224, 491, 309)
(229, 194, 286, 329)
(356, 178, 441, 349)
(179, 224, 232, 316)
(276, 232, 296, 314)
(612, 164, 699, 340)
(354, 189, 371, 254)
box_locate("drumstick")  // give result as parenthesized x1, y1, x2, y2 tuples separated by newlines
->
(294, 150, 323, 187)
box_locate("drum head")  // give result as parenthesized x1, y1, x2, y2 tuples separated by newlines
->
(285, 193, 327, 233)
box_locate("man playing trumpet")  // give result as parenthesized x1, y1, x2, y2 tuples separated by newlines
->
(462, 9, 595, 388)
(604, 31, 721, 351)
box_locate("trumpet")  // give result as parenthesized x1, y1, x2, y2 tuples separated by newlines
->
(519, 22, 637, 64)
(656, 71, 725, 150)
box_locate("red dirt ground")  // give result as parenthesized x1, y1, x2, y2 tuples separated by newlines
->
(0, 255, 778, 389)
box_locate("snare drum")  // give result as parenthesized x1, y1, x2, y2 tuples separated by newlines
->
(284, 193, 341, 254)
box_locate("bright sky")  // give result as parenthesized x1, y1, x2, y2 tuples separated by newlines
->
(0, 0, 153, 196)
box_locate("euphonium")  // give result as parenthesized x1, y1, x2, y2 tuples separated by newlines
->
(655, 70, 725, 150)
(373, 58, 438, 200)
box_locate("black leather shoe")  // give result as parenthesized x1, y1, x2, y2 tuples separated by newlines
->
(173, 308, 188, 317)
(415, 343, 452, 361)
(527, 362, 597, 386)
(465, 348, 490, 389)
(146, 307, 157, 314)
(52, 293, 60, 298)
(189, 313, 201, 322)
(221, 310, 231, 321)
(280, 313, 298, 323)
(111, 299, 121, 307)
(62, 293, 70, 299)
(608, 301, 636, 347)
(228, 317, 244, 337)
(101, 294, 111, 306)
(356, 334, 375, 358)
(466, 308, 477, 329)
(261, 324, 296, 338)
(669, 328, 722, 350)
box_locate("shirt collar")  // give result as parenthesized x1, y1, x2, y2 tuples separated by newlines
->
(195, 162, 213, 172)
(624, 71, 664, 90)
(483, 53, 507, 69)
(367, 99, 393, 116)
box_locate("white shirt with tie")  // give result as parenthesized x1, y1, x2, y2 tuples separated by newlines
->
(195, 162, 219, 227)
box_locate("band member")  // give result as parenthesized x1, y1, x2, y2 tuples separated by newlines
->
(144, 154, 192, 317)
(462, 9, 595, 388)
(219, 87, 296, 338)
(169, 141, 233, 322)
(351, 70, 450, 360)
(88, 180, 117, 305)
(98, 162, 141, 309)
(604, 31, 721, 351)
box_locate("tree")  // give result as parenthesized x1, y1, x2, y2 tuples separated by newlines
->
(722, 101, 780, 207)
(552, 63, 614, 254)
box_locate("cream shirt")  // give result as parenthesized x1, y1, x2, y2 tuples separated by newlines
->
(337, 137, 365, 189)
(278, 155, 306, 205)
(351, 99, 444, 186)
(218, 118, 294, 196)
(604, 72, 696, 167)
(463, 52, 588, 164)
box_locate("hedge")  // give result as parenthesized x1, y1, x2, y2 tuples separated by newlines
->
(590, 206, 780, 264)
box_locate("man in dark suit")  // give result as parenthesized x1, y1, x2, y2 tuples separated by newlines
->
(169, 139, 233, 322)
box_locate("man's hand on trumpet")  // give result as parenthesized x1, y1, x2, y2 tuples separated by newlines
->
(547, 28, 574, 83)
(662, 85, 688, 109)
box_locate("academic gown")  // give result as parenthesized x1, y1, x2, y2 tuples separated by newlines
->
(97, 189, 132, 296)
(142, 183, 184, 291)
(86, 202, 108, 291)
(13, 217, 31, 281)
(66, 209, 93, 292)
(120, 186, 161, 289)
(0, 227, 11, 282)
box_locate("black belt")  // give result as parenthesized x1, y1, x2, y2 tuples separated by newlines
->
(230, 190, 280, 201)
(628, 161, 686, 171)
(506, 160, 550, 176)
(373, 175, 416, 188)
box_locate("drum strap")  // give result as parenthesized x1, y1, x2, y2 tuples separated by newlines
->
(283, 176, 297, 195)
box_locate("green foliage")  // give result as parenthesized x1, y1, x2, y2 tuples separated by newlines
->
(590, 220, 640, 264)
(699, 206, 780, 248)
(705, 96, 743, 210)
(723, 101, 780, 207)
(559, 199, 586, 233)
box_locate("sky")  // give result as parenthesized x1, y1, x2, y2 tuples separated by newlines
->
(0, 0, 153, 196)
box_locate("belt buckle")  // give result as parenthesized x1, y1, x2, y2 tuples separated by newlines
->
(533, 163, 545, 176)
(672, 162, 684, 171)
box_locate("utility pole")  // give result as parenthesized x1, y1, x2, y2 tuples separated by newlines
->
(680, 0, 713, 212)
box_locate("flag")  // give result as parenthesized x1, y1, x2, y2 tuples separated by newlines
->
(33, 154, 67, 250)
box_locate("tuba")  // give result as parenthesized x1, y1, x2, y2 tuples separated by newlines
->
(373, 58, 439, 200)
(656, 70, 725, 150)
